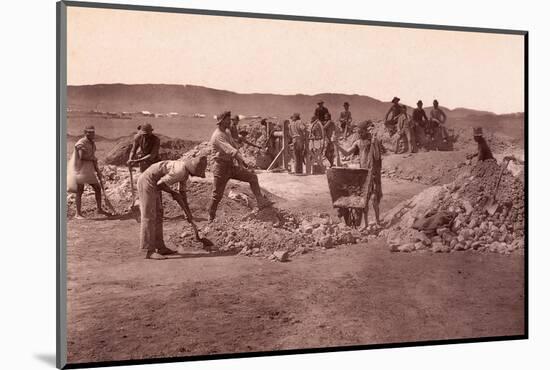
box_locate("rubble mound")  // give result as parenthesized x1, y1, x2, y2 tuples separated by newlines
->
(172, 209, 370, 261)
(380, 159, 525, 255)
(104, 134, 200, 166)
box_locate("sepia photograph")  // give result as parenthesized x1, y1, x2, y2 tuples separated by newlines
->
(58, 1, 526, 368)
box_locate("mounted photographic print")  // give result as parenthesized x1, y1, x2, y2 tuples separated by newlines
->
(56, 1, 527, 368)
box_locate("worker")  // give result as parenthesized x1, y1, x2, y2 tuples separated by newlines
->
(412, 100, 429, 149)
(322, 112, 337, 167)
(127, 123, 160, 172)
(138, 156, 207, 260)
(395, 105, 416, 153)
(289, 113, 307, 174)
(473, 127, 495, 161)
(430, 99, 449, 142)
(384, 96, 402, 134)
(72, 125, 109, 219)
(339, 102, 353, 139)
(229, 115, 242, 147)
(208, 111, 273, 222)
(338, 120, 385, 228)
(312, 100, 330, 123)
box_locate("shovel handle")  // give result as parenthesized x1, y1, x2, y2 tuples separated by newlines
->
(492, 158, 511, 199)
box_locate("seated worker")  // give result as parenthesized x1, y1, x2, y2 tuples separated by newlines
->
(338, 120, 385, 228)
(472, 127, 494, 161)
(138, 156, 207, 260)
(384, 96, 401, 135)
(412, 100, 429, 149)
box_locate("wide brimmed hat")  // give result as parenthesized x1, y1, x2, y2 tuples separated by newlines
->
(186, 156, 208, 178)
(391, 97, 400, 104)
(290, 113, 301, 120)
(84, 125, 95, 133)
(216, 111, 231, 124)
(473, 127, 483, 137)
(141, 123, 154, 132)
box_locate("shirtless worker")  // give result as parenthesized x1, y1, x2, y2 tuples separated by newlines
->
(208, 111, 273, 222)
(127, 123, 160, 172)
(338, 120, 385, 229)
(72, 125, 109, 219)
(138, 156, 207, 260)
(339, 102, 352, 138)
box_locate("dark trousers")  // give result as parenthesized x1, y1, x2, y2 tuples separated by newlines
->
(324, 141, 335, 167)
(208, 159, 262, 220)
(292, 137, 305, 174)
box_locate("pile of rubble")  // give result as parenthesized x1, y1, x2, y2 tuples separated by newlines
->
(104, 134, 200, 166)
(172, 207, 369, 262)
(380, 159, 525, 255)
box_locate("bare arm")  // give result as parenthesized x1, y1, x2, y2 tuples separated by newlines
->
(157, 182, 194, 222)
(338, 141, 359, 157)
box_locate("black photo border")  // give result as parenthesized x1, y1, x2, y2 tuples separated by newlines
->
(56, 1, 528, 368)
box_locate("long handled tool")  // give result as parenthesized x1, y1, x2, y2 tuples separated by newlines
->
(127, 166, 141, 221)
(483, 158, 511, 215)
(97, 173, 117, 215)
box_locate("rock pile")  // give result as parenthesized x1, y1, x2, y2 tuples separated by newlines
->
(104, 134, 200, 166)
(172, 208, 369, 261)
(381, 159, 525, 255)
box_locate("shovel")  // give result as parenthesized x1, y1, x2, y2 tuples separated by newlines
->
(128, 165, 141, 222)
(483, 158, 511, 215)
(97, 174, 117, 215)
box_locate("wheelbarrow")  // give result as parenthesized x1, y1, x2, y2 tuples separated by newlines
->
(326, 167, 369, 227)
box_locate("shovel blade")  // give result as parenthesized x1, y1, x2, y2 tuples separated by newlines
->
(484, 200, 499, 216)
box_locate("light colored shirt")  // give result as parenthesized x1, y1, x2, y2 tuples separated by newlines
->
(156, 160, 190, 191)
(289, 119, 306, 139)
(339, 110, 352, 123)
(209, 127, 239, 162)
(430, 108, 447, 124)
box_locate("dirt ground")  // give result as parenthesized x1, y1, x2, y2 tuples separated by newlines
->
(66, 174, 524, 364)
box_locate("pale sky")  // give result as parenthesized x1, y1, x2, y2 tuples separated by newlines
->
(67, 6, 525, 114)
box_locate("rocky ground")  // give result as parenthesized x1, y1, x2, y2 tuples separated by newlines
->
(65, 121, 526, 364)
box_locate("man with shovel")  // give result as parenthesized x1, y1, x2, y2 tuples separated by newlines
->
(208, 111, 273, 222)
(127, 123, 160, 173)
(71, 125, 111, 219)
(138, 156, 207, 260)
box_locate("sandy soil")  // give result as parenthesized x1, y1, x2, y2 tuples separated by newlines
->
(66, 174, 524, 364)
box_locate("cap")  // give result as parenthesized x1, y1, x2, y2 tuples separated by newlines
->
(317, 100, 324, 105)
(231, 115, 240, 122)
(186, 156, 208, 178)
(84, 125, 95, 133)
(433, 99, 439, 105)
(216, 111, 231, 124)
(343, 102, 350, 106)
(291, 113, 301, 120)
(417, 100, 423, 106)
(392, 97, 400, 104)
(141, 123, 153, 132)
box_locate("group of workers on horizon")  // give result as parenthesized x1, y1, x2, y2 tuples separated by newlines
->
(69, 95, 506, 259)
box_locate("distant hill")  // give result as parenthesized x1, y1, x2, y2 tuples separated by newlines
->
(67, 84, 517, 122)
